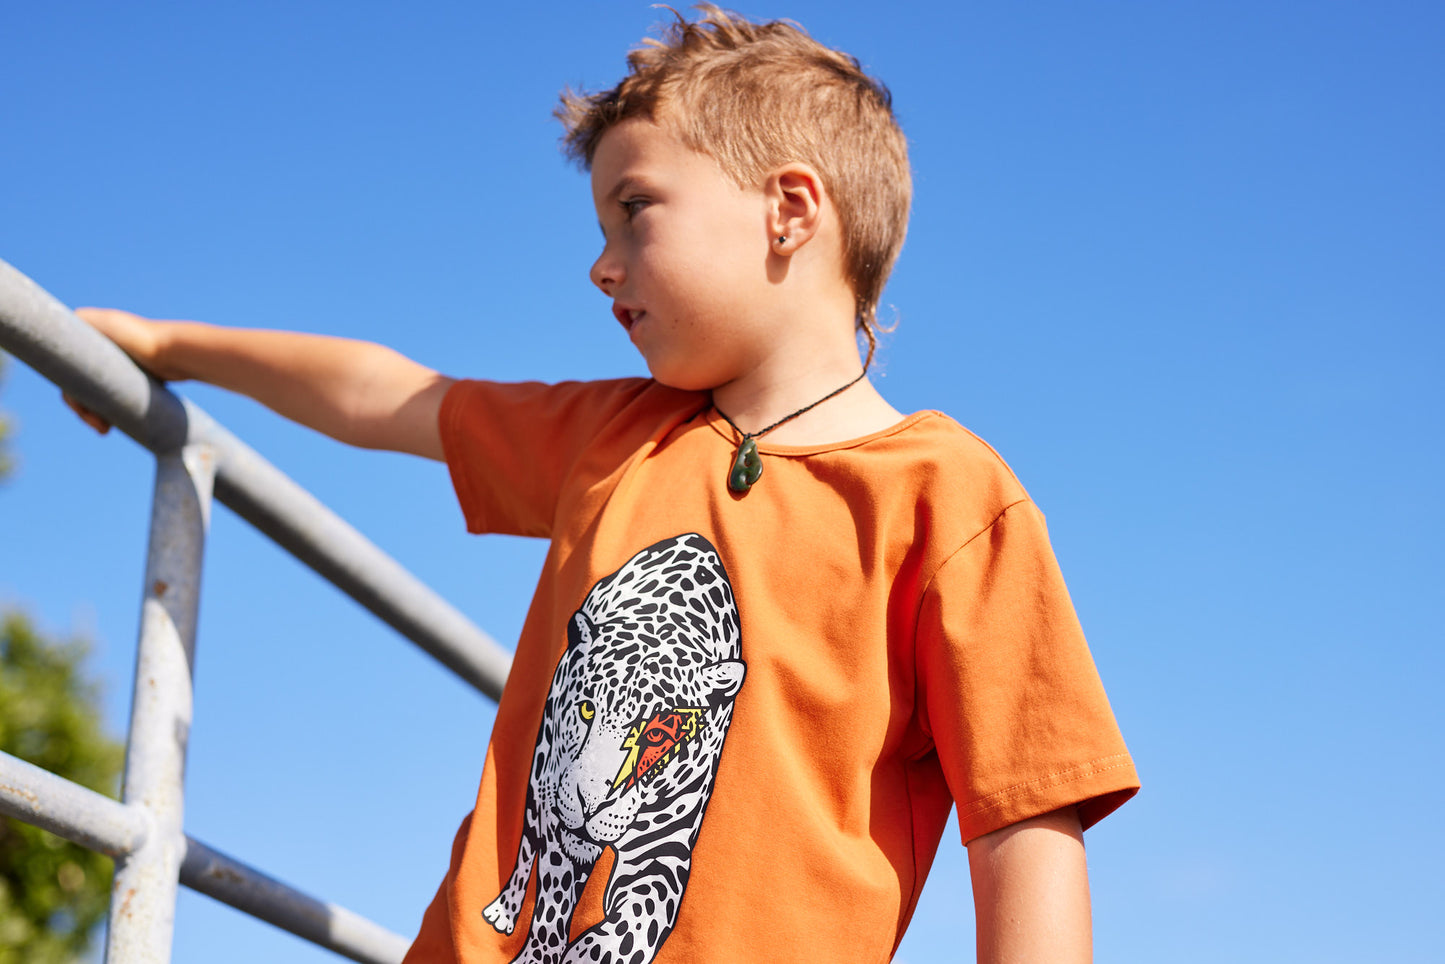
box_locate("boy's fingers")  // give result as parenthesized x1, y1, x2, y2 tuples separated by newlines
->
(62, 391, 112, 435)
(74, 306, 126, 339)
(75, 305, 136, 326)
(72, 306, 179, 381)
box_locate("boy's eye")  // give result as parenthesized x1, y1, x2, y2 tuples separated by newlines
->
(620, 198, 647, 220)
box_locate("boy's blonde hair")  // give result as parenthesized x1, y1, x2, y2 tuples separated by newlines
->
(557, 4, 911, 363)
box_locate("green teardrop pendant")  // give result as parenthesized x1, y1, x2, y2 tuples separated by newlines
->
(728, 437, 764, 492)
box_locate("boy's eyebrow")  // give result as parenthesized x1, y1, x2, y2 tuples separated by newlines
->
(602, 175, 645, 203)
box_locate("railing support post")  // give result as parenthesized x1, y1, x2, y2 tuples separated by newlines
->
(105, 444, 216, 964)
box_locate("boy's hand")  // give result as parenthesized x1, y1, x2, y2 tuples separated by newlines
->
(65, 308, 180, 435)
(63, 392, 113, 435)
(74, 307, 186, 380)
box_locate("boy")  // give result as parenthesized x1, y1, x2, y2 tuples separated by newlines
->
(72, 7, 1136, 962)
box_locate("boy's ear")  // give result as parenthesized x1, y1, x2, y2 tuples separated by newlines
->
(764, 163, 825, 256)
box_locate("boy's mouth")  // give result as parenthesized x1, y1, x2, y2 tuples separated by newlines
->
(613, 304, 643, 331)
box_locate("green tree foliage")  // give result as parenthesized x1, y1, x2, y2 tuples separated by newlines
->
(0, 615, 124, 964)
(1, 365, 124, 961)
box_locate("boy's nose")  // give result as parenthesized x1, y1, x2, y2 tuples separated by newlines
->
(590, 249, 624, 295)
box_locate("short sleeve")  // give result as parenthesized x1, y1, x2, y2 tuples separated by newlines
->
(439, 378, 656, 537)
(916, 499, 1138, 843)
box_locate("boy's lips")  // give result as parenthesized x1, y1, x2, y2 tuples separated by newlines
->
(612, 304, 644, 331)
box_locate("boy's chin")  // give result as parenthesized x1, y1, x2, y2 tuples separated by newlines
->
(640, 360, 723, 394)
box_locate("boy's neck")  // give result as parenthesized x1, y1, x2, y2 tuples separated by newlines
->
(702, 199, 902, 445)
(710, 354, 904, 447)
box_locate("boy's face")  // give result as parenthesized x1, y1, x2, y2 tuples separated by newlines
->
(589, 118, 774, 391)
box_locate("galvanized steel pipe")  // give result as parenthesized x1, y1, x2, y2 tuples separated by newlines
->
(105, 445, 215, 964)
(0, 758, 409, 964)
(0, 763, 407, 964)
(179, 837, 411, 964)
(0, 257, 510, 699)
(0, 750, 149, 857)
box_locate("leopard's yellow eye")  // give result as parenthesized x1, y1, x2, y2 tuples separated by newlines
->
(579, 700, 595, 722)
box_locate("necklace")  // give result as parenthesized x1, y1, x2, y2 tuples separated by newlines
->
(714, 370, 868, 493)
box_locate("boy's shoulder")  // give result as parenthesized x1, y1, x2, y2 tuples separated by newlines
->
(442, 375, 705, 441)
(892, 409, 1026, 479)
(872, 409, 1036, 530)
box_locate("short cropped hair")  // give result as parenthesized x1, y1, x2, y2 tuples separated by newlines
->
(557, 5, 911, 363)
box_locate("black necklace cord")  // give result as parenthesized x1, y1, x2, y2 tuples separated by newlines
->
(714, 368, 869, 493)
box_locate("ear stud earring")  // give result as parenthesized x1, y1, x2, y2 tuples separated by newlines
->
(776, 235, 788, 246)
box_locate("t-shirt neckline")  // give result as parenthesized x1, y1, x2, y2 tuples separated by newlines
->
(701, 407, 942, 456)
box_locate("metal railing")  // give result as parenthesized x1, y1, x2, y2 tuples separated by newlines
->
(0, 258, 511, 963)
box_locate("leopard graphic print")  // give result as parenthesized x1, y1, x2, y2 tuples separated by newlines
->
(483, 533, 746, 964)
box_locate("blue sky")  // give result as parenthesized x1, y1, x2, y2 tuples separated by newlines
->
(2, 2, 1442, 962)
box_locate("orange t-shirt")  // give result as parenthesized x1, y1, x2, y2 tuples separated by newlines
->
(405, 378, 1138, 964)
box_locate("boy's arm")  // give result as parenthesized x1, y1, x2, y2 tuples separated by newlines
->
(967, 805, 1093, 964)
(69, 308, 453, 461)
